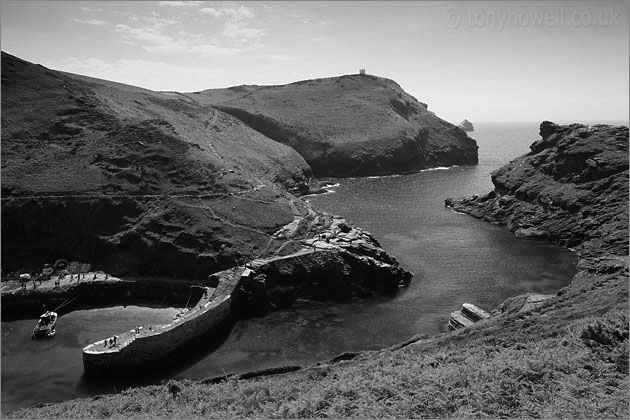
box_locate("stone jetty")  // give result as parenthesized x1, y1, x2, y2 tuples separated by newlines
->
(82, 267, 244, 377)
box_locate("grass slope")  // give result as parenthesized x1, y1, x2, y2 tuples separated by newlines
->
(185, 74, 478, 177)
(1, 52, 311, 277)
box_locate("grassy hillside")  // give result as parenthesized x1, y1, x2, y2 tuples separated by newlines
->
(1, 52, 311, 277)
(185, 74, 478, 177)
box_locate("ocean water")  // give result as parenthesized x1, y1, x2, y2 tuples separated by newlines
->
(5, 121, 616, 410)
(169, 122, 580, 380)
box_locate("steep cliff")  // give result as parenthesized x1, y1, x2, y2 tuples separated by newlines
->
(186, 74, 478, 177)
(446, 120, 628, 319)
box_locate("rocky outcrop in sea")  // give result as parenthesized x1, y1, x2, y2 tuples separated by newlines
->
(458, 119, 474, 132)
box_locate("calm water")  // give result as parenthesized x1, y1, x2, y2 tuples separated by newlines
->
(1, 306, 179, 411)
(2, 122, 591, 410)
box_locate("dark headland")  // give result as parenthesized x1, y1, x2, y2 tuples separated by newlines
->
(3, 50, 628, 418)
(185, 74, 478, 177)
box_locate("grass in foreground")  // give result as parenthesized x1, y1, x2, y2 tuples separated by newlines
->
(9, 306, 628, 419)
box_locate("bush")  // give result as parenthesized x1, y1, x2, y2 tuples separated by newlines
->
(580, 310, 629, 373)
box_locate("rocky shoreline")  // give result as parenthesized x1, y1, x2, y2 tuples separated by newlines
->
(446, 121, 628, 317)
(446, 121, 627, 263)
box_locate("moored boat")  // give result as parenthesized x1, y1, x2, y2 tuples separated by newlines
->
(448, 303, 491, 330)
(461, 303, 491, 322)
(448, 310, 474, 330)
(33, 311, 57, 339)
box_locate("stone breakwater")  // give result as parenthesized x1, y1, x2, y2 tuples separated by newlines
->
(446, 121, 628, 315)
(82, 268, 241, 377)
(78, 210, 412, 377)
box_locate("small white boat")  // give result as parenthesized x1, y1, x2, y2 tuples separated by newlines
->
(461, 303, 491, 322)
(33, 311, 57, 339)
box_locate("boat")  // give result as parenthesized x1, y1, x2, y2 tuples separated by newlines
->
(448, 303, 491, 330)
(461, 303, 491, 322)
(33, 311, 57, 339)
(448, 310, 475, 330)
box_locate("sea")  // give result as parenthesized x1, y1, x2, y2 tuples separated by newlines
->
(2, 121, 626, 411)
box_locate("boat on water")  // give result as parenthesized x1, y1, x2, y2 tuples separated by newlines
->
(448, 310, 475, 330)
(448, 303, 491, 330)
(461, 303, 491, 322)
(33, 311, 57, 339)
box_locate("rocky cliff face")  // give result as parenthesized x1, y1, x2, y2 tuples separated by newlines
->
(239, 214, 412, 314)
(186, 74, 478, 177)
(446, 121, 628, 315)
(446, 121, 628, 259)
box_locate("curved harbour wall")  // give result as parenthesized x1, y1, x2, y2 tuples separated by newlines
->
(82, 293, 235, 377)
(81, 267, 244, 377)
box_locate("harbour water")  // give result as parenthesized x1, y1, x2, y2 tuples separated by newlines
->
(2, 122, 593, 411)
(1, 306, 179, 411)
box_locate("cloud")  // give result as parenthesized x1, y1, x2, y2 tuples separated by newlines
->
(47, 56, 219, 91)
(157, 1, 206, 7)
(78, 4, 263, 57)
(80, 7, 104, 13)
(200, 4, 264, 41)
(115, 23, 174, 46)
(200, 5, 253, 20)
(73, 18, 107, 26)
(199, 7, 222, 17)
(113, 21, 249, 56)
(222, 21, 265, 39)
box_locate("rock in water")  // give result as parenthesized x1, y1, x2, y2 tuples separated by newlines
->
(458, 119, 474, 132)
(186, 75, 478, 177)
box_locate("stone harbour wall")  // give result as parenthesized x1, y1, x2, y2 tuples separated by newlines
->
(82, 293, 235, 377)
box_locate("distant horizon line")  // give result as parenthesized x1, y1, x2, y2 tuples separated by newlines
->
(467, 120, 629, 125)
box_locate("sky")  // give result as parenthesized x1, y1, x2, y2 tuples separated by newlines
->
(1, 0, 628, 123)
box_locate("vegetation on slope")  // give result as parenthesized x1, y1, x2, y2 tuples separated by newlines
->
(186, 74, 478, 177)
(1, 52, 311, 278)
(9, 304, 627, 418)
